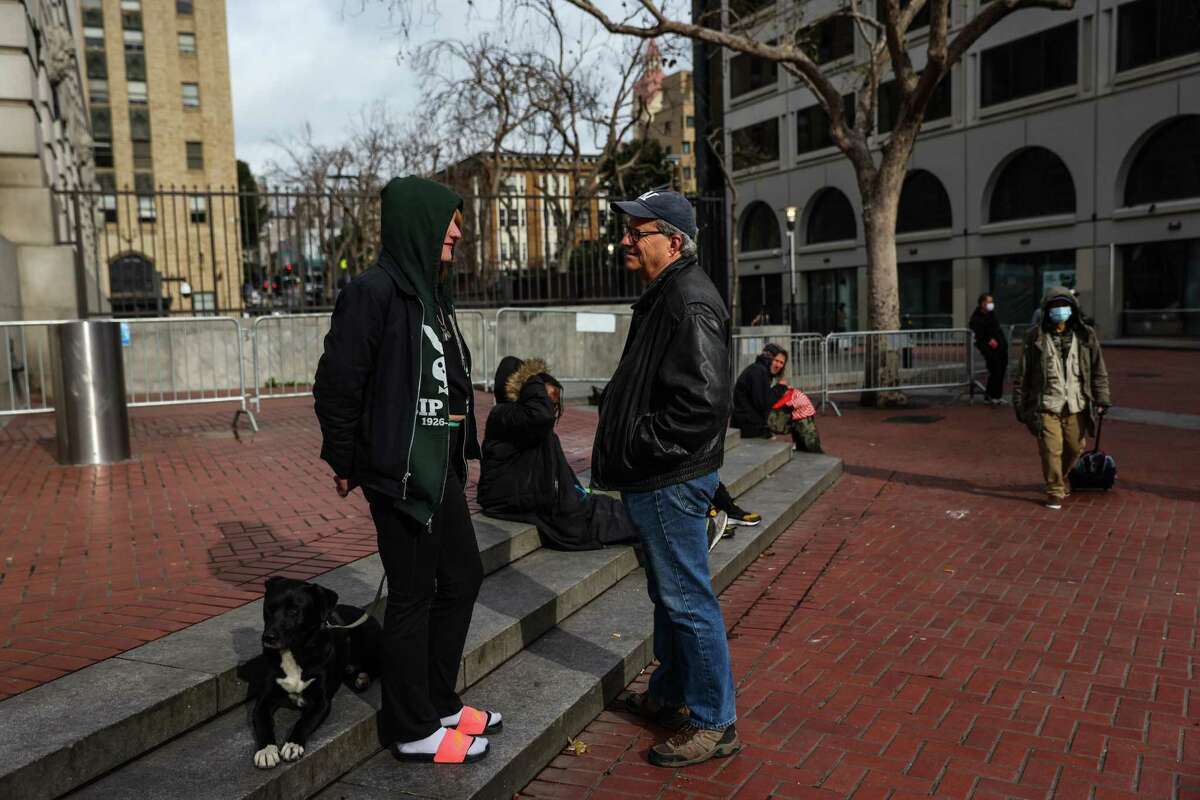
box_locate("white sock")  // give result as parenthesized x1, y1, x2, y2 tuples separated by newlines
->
(440, 707, 502, 728)
(395, 726, 488, 756)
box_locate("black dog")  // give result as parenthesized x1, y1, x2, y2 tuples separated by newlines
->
(252, 576, 381, 769)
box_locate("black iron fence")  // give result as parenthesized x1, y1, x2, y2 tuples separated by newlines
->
(53, 185, 726, 317)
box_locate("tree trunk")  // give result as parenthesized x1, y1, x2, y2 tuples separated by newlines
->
(859, 176, 906, 408)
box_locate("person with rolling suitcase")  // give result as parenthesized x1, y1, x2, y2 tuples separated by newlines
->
(1068, 413, 1117, 492)
(1012, 287, 1112, 510)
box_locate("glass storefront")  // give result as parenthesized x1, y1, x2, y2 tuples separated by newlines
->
(989, 250, 1076, 325)
(1121, 238, 1200, 337)
(738, 273, 783, 327)
(805, 267, 858, 333)
(899, 261, 953, 328)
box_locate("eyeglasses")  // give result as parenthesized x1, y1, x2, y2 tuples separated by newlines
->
(624, 227, 665, 244)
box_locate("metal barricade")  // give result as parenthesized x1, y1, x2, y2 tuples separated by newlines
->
(454, 309, 489, 390)
(731, 332, 824, 394)
(493, 307, 634, 387)
(0, 321, 61, 416)
(251, 313, 331, 411)
(822, 328, 973, 414)
(121, 316, 256, 430)
(2, 317, 256, 430)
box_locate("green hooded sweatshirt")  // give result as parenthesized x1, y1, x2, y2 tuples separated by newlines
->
(378, 176, 469, 528)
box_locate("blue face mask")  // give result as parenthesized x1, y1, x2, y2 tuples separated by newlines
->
(1048, 306, 1072, 323)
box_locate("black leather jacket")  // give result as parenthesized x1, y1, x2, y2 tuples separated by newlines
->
(591, 256, 731, 492)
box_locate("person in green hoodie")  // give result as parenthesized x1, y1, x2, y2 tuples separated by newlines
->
(314, 177, 499, 764)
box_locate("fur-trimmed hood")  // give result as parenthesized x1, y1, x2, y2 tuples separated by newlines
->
(503, 358, 547, 402)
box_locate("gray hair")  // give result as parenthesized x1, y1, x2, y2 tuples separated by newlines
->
(655, 219, 698, 258)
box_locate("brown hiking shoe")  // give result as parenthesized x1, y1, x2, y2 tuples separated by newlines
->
(648, 724, 741, 767)
(623, 691, 690, 731)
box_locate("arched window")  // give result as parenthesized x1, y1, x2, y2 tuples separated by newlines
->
(897, 170, 952, 233)
(109, 253, 168, 315)
(988, 147, 1076, 223)
(1124, 115, 1200, 207)
(806, 188, 856, 244)
(739, 202, 781, 252)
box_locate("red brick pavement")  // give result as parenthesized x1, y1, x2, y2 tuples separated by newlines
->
(523, 400, 1200, 799)
(1100, 348, 1197, 416)
(0, 392, 599, 700)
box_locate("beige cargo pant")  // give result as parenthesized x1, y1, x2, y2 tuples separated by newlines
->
(1038, 412, 1085, 499)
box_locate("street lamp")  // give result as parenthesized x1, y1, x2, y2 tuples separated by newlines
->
(785, 206, 798, 330)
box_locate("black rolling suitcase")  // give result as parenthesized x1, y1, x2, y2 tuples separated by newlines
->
(1068, 413, 1116, 492)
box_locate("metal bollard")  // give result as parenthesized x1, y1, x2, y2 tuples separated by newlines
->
(50, 320, 131, 465)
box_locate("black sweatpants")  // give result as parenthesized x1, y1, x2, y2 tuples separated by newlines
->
(365, 430, 483, 743)
(979, 345, 1008, 400)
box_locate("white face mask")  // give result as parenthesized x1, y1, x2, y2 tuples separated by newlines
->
(985, 302, 995, 312)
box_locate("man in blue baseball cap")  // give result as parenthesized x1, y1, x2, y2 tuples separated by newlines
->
(591, 190, 739, 767)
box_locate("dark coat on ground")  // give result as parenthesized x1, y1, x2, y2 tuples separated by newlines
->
(478, 357, 637, 551)
(730, 353, 777, 438)
(591, 256, 730, 492)
(1013, 287, 1112, 437)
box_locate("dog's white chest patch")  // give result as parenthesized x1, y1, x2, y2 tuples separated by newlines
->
(276, 650, 314, 705)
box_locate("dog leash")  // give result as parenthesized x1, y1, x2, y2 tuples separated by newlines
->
(323, 574, 387, 631)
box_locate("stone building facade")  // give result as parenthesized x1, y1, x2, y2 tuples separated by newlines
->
(80, 0, 238, 315)
(634, 42, 698, 194)
(722, 0, 1200, 339)
(0, 0, 96, 321)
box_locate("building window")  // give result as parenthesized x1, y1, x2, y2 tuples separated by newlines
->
(137, 195, 156, 222)
(728, 0, 773, 22)
(896, 170, 952, 233)
(683, 167, 693, 179)
(878, 73, 951, 134)
(980, 22, 1078, 107)
(90, 106, 113, 141)
(82, 5, 104, 27)
(989, 251, 1075, 325)
(797, 95, 855, 155)
(799, 14, 854, 65)
(730, 50, 778, 98)
(739, 273, 784, 326)
(125, 52, 146, 80)
(127, 81, 148, 104)
(120, 0, 141, 9)
(989, 147, 1075, 222)
(807, 189, 857, 244)
(121, 10, 142, 30)
(123, 29, 144, 50)
(899, 261, 953, 328)
(1124, 116, 1200, 206)
(86, 51, 107, 79)
(731, 118, 780, 171)
(129, 107, 152, 141)
(686, 115, 695, 128)
(132, 140, 152, 170)
(876, 0, 930, 30)
(806, 268, 857, 333)
(97, 172, 118, 224)
(682, 141, 692, 154)
(739, 202, 781, 252)
(182, 83, 200, 109)
(177, 0, 194, 14)
(178, 32, 197, 54)
(189, 195, 208, 224)
(84, 26, 105, 50)
(1121, 240, 1200, 337)
(664, 120, 673, 134)
(186, 141, 204, 170)
(93, 142, 114, 169)
(89, 79, 109, 103)
(1117, 0, 1200, 72)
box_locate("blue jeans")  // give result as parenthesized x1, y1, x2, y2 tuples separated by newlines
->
(622, 470, 737, 730)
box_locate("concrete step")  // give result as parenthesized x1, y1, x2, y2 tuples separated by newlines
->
(315, 454, 843, 800)
(0, 512, 543, 800)
(58, 443, 792, 800)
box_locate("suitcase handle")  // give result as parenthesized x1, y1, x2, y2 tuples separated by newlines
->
(1091, 409, 1106, 453)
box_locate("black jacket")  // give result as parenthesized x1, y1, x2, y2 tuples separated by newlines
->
(313, 266, 481, 499)
(591, 256, 731, 492)
(478, 357, 635, 551)
(969, 308, 1007, 352)
(730, 355, 774, 438)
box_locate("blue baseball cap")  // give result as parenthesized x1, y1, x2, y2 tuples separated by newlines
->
(613, 190, 698, 240)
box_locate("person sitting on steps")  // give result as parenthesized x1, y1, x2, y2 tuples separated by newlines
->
(731, 343, 825, 455)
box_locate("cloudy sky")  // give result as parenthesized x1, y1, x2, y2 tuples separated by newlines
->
(226, 0, 668, 177)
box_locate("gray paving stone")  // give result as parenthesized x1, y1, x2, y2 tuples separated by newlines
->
(0, 658, 217, 800)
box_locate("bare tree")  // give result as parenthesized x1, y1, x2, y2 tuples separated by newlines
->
(548, 0, 1075, 403)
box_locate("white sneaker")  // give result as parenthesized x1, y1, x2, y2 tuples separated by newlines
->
(1045, 495, 1063, 510)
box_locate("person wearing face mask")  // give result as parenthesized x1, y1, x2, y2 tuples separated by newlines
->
(969, 293, 1008, 406)
(1012, 287, 1112, 510)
